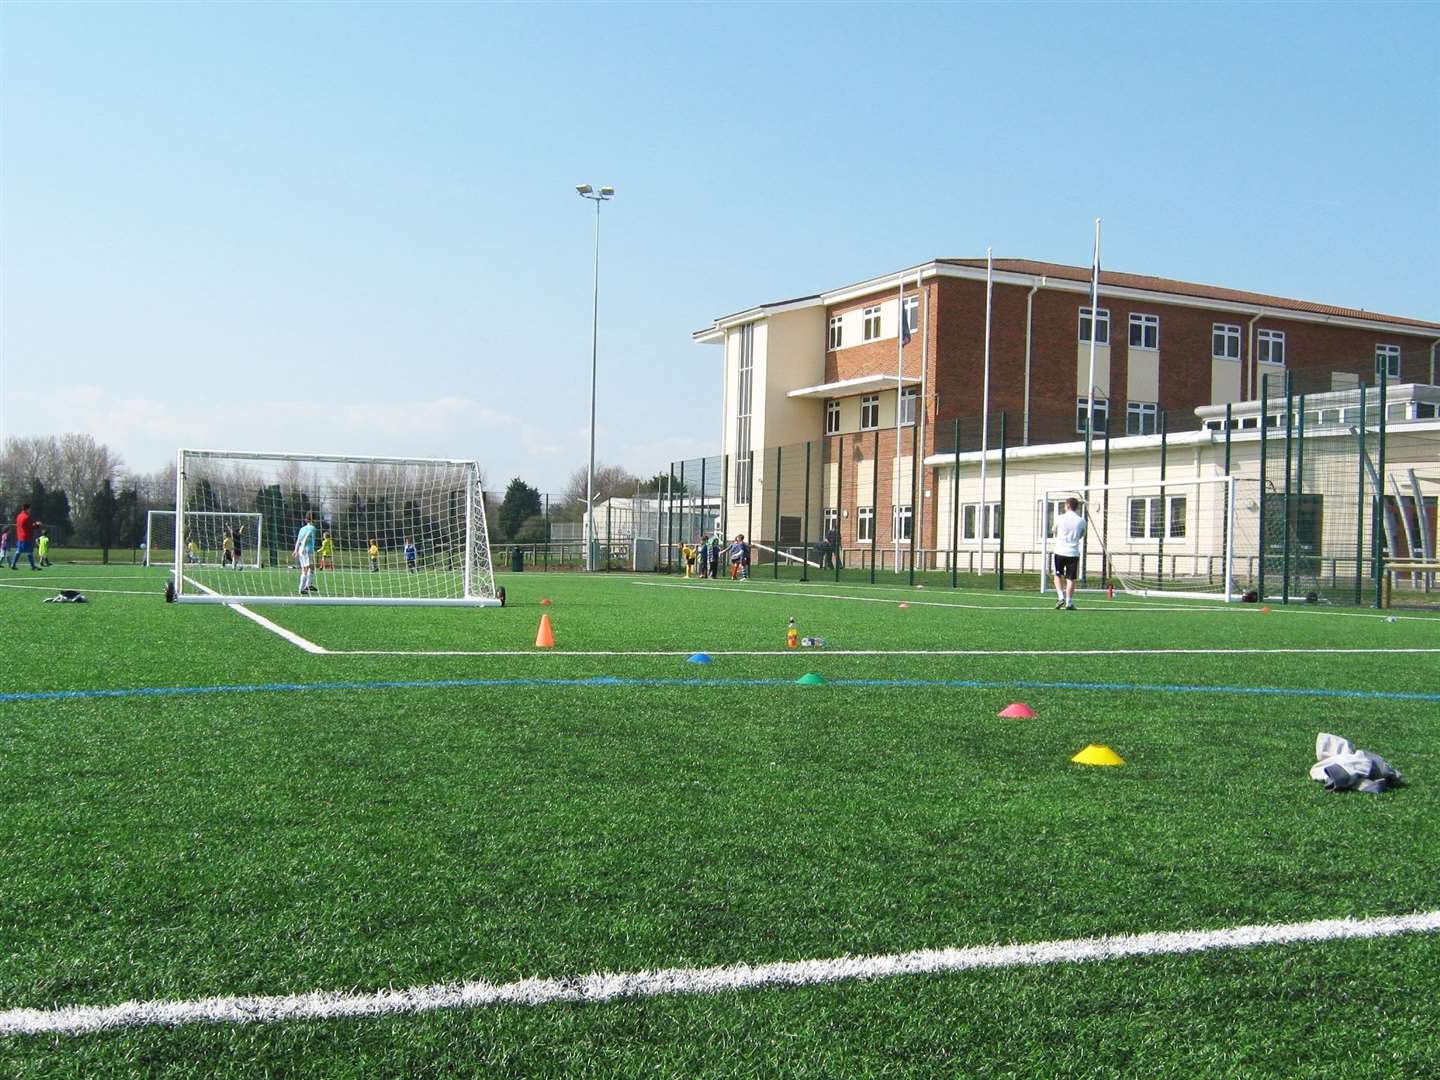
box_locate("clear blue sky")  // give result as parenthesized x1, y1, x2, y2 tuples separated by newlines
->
(2, 1, 1436, 492)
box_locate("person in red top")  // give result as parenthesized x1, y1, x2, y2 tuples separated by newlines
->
(11, 503, 40, 571)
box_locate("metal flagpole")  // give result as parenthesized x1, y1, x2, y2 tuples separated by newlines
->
(1082, 217, 1101, 582)
(978, 248, 993, 578)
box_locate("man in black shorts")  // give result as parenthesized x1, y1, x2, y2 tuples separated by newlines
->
(1051, 497, 1086, 610)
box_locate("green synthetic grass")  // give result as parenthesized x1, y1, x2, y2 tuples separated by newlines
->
(2, 566, 1438, 1075)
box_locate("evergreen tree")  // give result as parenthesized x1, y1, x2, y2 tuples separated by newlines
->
(497, 478, 542, 540)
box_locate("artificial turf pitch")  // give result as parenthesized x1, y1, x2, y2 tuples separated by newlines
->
(2, 564, 1437, 1076)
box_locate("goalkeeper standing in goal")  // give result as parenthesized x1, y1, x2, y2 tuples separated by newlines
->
(1051, 497, 1086, 610)
(293, 512, 319, 595)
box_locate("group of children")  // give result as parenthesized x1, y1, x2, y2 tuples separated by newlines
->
(682, 532, 750, 580)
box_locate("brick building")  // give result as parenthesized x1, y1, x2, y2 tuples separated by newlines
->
(692, 259, 1440, 558)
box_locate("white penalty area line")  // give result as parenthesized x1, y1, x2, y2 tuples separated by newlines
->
(327, 646, 1440, 658)
(5, 909, 1437, 1037)
(183, 577, 328, 656)
(0, 582, 159, 596)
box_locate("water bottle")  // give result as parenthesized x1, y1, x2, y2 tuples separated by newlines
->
(787, 616, 798, 649)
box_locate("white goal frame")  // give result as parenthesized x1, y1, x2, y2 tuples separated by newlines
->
(146, 510, 263, 568)
(1041, 474, 1238, 602)
(172, 448, 500, 607)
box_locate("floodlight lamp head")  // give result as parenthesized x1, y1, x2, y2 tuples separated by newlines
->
(576, 184, 593, 195)
(599, 186, 615, 197)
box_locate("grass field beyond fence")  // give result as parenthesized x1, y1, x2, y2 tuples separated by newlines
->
(2, 565, 1437, 1076)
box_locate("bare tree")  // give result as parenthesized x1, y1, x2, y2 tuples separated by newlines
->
(563, 462, 641, 509)
(56, 434, 123, 525)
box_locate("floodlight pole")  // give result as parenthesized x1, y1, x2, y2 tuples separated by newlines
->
(578, 185, 614, 571)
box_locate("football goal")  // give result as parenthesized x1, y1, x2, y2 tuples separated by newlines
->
(146, 510, 262, 569)
(1041, 475, 1253, 601)
(169, 449, 500, 606)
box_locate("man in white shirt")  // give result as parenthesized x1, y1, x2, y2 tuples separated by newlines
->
(1051, 497, 1086, 610)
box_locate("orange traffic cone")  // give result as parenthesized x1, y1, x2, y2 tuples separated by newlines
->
(535, 614, 556, 648)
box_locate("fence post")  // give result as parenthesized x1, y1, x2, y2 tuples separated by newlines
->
(1282, 370, 1294, 604)
(746, 450, 754, 569)
(1258, 374, 1269, 602)
(1295, 392, 1306, 597)
(1158, 411, 1168, 590)
(773, 445, 782, 580)
(1374, 374, 1387, 606)
(871, 428, 879, 584)
(908, 415, 918, 585)
(1222, 403, 1232, 587)
(801, 440, 812, 582)
(1356, 384, 1366, 605)
(699, 457, 707, 554)
(544, 494, 550, 572)
(1102, 417, 1111, 588)
(950, 417, 960, 589)
(998, 412, 1008, 590)
(606, 501, 612, 572)
(720, 455, 729, 548)
(836, 436, 844, 582)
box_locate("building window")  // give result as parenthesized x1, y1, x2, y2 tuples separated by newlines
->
(1128, 495, 1186, 540)
(1376, 343, 1401, 379)
(1126, 401, 1158, 435)
(857, 506, 874, 542)
(1258, 329, 1285, 365)
(892, 504, 913, 542)
(825, 399, 840, 435)
(1041, 499, 1067, 538)
(860, 394, 880, 430)
(1128, 313, 1159, 351)
(823, 507, 839, 539)
(962, 502, 1002, 541)
(1213, 323, 1241, 360)
(898, 386, 918, 426)
(863, 306, 882, 342)
(828, 315, 843, 351)
(1076, 396, 1109, 434)
(1079, 307, 1110, 345)
(903, 295, 919, 335)
(733, 324, 754, 504)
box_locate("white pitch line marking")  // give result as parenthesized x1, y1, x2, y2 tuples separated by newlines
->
(183, 577, 328, 655)
(633, 580, 1440, 621)
(4, 909, 1436, 1037)
(325, 646, 1440, 658)
(0, 583, 159, 596)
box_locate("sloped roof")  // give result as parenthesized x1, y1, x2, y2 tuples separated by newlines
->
(938, 258, 1440, 332)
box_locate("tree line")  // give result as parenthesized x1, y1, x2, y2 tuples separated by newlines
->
(490, 464, 676, 543)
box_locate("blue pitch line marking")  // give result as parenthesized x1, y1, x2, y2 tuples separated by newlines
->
(3, 676, 1439, 705)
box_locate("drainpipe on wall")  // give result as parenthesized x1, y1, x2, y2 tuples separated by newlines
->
(1247, 310, 1264, 400)
(1023, 276, 1045, 446)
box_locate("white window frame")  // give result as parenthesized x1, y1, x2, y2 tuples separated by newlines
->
(734, 324, 754, 504)
(1076, 396, 1109, 434)
(962, 502, 1001, 541)
(860, 394, 880, 431)
(1128, 313, 1159, 351)
(903, 295, 919, 335)
(1127, 495, 1187, 541)
(898, 385, 918, 427)
(823, 507, 839, 538)
(1258, 329, 1285, 365)
(892, 503, 913, 543)
(857, 506, 875, 543)
(828, 314, 843, 351)
(824, 399, 840, 435)
(1376, 343, 1401, 379)
(1126, 401, 1158, 435)
(1079, 307, 1110, 345)
(862, 306, 882, 342)
(1213, 323, 1241, 360)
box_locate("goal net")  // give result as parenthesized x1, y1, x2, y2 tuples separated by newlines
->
(146, 510, 262, 569)
(1041, 475, 1257, 601)
(170, 449, 499, 606)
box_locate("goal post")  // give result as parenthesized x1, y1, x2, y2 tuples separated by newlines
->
(170, 449, 500, 606)
(1041, 475, 1244, 601)
(146, 510, 263, 569)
